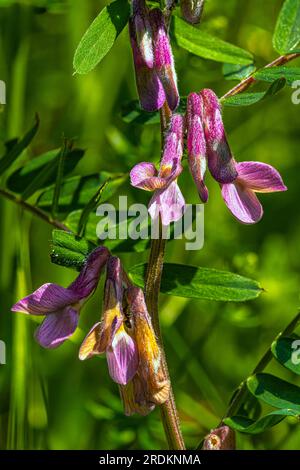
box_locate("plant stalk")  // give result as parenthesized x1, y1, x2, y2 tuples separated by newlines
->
(223, 311, 300, 419)
(221, 53, 300, 100)
(0, 188, 68, 231)
(144, 103, 185, 450)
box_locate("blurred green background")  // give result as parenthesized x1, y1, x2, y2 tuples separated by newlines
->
(0, 0, 299, 450)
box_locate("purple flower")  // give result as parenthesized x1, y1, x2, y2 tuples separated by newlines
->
(129, 3, 179, 112)
(203, 426, 236, 450)
(130, 114, 185, 225)
(201, 88, 238, 184)
(11, 246, 109, 349)
(79, 257, 138, 386)
(186, 92, 209, 202)
(181, 0, 205, 25)
(221, 161, 287, 224)
(150, 8, 179, 111)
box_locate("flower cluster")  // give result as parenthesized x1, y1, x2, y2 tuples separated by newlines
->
(130, 87, 287, 225)
(12, 248, 169, 415)
(129, 1, 286, 226)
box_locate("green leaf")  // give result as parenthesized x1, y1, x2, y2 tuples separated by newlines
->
(51, 140, 70, 217)
(254, 66, 300, 86)
(129, 263, 263, 302)
(73, 0, 130, 74)
(271, 336, 300, 375)
(273, 0, 300, 54)
(50, 230, 95, 270)
(37, 172, 127, 213)
(0, 115, 39, 176)
(222, 78, 286, 107)
(172, 16, 253, 65)
(224, 409, 299, 434)
(222, 63, 256, 81)
(64, 210, 151, 253)
(247, 373, 300, 412)
(77, 179, 110, 238)
(6, 147, 84, 195)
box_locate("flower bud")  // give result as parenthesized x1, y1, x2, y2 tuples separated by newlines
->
(186, 92, 208, 202)
(202, 425, 236, 450)
(131, 0, 154, 68)
(201, 88, 238, 184)
(181, 0, 205, 24)
(150, 8, 179, 111)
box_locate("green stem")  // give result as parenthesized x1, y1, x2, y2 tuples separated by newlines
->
(0, 188, 69, 231)
(144, 104, 185, 450)
(221, 53, 300, 100)
(223, 311, 300, 420)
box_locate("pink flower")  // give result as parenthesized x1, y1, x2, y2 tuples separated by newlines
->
(221, 161, 287, 224)
(130, 114, 185, 225)
(186, 92, 209, 202)
(79, 257, 138, 386)
(129, 2, 179, 112)
(11, 247, 109, 349)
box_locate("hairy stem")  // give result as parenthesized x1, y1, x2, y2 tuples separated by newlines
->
(221, 53, 300, 100)
(223, 311, 300, 420)
(144, 104, 185, 450)
(0, 188, 69, 231)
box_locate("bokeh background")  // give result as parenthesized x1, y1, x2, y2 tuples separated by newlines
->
(0, 0, 299, 450)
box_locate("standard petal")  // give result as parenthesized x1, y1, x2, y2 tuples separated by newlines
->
(69, 246, 109, 299)
(130, 162, 166, 191)
(11, 283, 78, 315)
(106, 326, 138, 385)
(34, 306, 79, 349)
(148, 181, 185, 226)
(236, 161, 287, 193)
(221, 182, 263, 224)
(79, 322, 103, 360)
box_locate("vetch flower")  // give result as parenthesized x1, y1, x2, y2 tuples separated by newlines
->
(11, 246, 109, 349)
(79, 257, 138, 386)
(201, 88, 238, 184)
(126, 286, 170, 407)
(221, 161, 287, 224)
(130, 114, 185, 225)
(186, 92, 209, 202)
(150, 8, 179, 111)
(203, 425, 236, 450)
(181, 0, 205, 24)
(131, 0, 154, 68)
(199, 88, 287, 223)
(129, 2, 179, 112)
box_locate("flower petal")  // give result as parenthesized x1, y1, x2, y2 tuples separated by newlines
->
(186, 94, 208, 203)
(126, 286, 170, 405)
(130, 162, 166, 191)
(148, 181, 185, 226)
(69, 246, 109, 298)
(150, 8, 179, 110)
(201, 88, 237, 184)
(11, 283, 78, 315)
(222, 181, 263, 224)
(236, 161, 287, 193)
(79, 322, 103, 360)
(160, 114, 184, 169)
(106, 325, 138, 385)
(129, 33, 166, 112)
(34, 306, 79, 349)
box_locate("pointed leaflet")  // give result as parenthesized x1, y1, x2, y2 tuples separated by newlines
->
(0, 115, 39, 176)
(73, 0, 130, 74)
